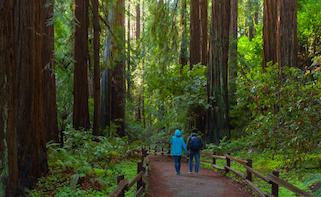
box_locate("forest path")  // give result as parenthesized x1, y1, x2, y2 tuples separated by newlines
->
(147, 156, 251, 197)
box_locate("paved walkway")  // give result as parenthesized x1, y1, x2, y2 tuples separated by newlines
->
(147, 156, 251, 197)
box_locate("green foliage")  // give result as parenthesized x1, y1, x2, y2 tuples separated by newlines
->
(305, 174, 321, 196)
(233, 62, 321, 164)
(30, 129, 141, 196)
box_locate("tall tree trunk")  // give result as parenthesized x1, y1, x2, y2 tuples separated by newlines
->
(111, 0, 126, 136)
(73, 0, 90, 130)
(179, 0, 188, 66)
(100, 0, 113, 129)
(0, 1, 18, 195)
(92, 0, 101, 135)
(127, 1, 131, 99)
(208, 0, 230, 143)
(263, 0, 277, 66)
(200, 0, 208, 66)
(190, 0, 201, 68)
(229, 0, 238, 107)
(14, 0, 48, 191)
(136, 2, 141, 41)
(43, 0, 59, 142)
(276, 0, 297, 68)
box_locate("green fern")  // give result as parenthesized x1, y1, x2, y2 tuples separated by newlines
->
(304, 174, 321, 197)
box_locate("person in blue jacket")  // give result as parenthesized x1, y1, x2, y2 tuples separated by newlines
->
(170, 129, 187, 175)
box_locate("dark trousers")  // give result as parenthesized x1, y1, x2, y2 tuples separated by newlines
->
(189, 151, 200, 173)
(172, 156, 181, 174)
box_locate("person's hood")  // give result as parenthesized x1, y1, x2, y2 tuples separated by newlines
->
(175, 129, 182, 137)
(190, 133, 197, 137)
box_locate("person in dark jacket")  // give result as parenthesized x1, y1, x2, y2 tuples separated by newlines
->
(187, 133, 203, 174)
(170, 129, 187, 175)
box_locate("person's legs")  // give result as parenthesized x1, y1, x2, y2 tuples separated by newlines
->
(173, 156, 181, 175)
(194, 151, 200, 173)
(177, 156, 181, 174)
(189, 152, 194, 172)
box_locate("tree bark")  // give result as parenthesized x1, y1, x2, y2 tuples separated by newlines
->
(229, 0, 238, 106)
(200, 0, 208, 66)
(190, 0, 201, 68)
(263, 0, 277, 66)
(111, 0, 126, 136)
(276, 0, 297, 68)
(179, 0, 188, 66)
(0, 1, 18, 195)
(73, 0, 90, 130)
(43, 0, 59, 142)
(92, 0, 101, 135)
(208, 0, 230, 143)
(14, 0, 48, 191)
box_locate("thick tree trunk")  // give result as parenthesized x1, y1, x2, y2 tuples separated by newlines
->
(276, 0, 297, 68)
(14, 0, 48, 191)
(43, 0, 59, 142)
(111, 0, 126, 136)
(229, 0, 238, 107)
(73, 0, 90, 130)
(263, 0, 277, 66)
(92, 0, 101, 135)
(200, 0, 208, 66)
(208, 0, 230, 143)
(190, 0, 201, 68)
(0, 1, 18, 195)
(179, 0, 188, 66)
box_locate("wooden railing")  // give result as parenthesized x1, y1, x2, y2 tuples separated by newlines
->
(211, 153, 313, 197)
(109, 149, 149, 197)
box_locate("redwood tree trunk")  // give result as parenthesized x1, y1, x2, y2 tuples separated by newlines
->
(92, 0, 101, 135)
(200, 0, 208, 66)
(190, 0, 201, 68)
(43, 0, 59, 142)
(229, 0, 238, 106)
(111, 0, 126, 136)
(179, 0, 188, 66)
(263, 0, 277, 66)
(14, 0, 48, 191)
(276, 0, 297, 68)
(208, 0, 230, 143)
(73, 0, 90, 130)
(0, 1, 18, 195)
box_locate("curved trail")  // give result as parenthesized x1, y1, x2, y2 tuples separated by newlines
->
(147, 156, 251, 197)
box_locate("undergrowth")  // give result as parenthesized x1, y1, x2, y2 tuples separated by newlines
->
(30, 129, 142, 197)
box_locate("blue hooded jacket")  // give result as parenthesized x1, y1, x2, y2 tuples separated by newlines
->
(170, 130, 187, 156)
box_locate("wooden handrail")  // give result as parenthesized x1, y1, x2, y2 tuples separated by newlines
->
(267, 174, 313, 197)
(127, 171, 144, 188)
(225, 154, 248, 165)
(211, 153, 313, 197)
(108, 149, 148, 197)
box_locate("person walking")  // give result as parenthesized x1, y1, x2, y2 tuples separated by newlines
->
(187, 132, 203, 174)
(170, 129, 187, 175)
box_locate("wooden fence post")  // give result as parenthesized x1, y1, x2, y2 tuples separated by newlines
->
(137, 162, 143, 191)
(117, 175, 125, 197)
(246, 159, 253, 181)
(271, 170, 279, 197)
(225, 153, 231, 173)
(212, 152, 216, 165)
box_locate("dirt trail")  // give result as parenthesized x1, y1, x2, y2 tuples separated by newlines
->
(147, 156, 251, 197)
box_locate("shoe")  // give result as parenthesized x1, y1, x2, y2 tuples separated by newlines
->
(188, 171, 193, 174)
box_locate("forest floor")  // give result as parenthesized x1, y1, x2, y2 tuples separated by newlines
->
(147, 156, 251, 197)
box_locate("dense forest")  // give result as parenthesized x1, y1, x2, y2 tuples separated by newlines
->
(0, 0, 320, 196)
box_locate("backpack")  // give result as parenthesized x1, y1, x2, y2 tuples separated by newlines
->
(189, 136, 202, 151)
